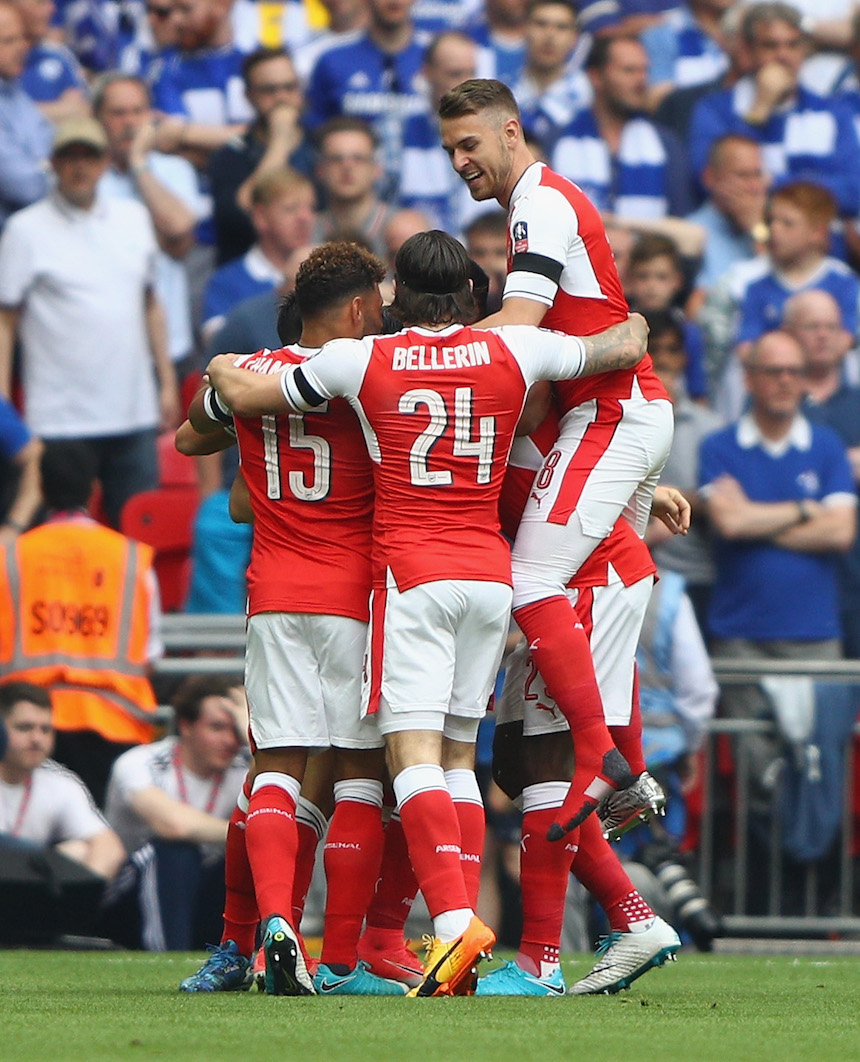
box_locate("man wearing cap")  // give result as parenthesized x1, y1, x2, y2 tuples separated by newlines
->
(0, 115, 180, 528)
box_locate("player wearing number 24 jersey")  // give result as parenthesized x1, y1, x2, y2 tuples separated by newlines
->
(207, 230, 650, 997)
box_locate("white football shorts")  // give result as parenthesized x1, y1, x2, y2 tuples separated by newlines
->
(363, 576, 512, 736)
(511, 389, 672, 609)
(245, 611, 382, 750)
(496, 567, 654, 735)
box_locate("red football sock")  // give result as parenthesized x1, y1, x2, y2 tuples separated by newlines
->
(320, 781, 385, 970)
(292, 797, 327, 930)
(516, 783, 577, 976)
(445, 769, 485, 910)
(221, 778, 258, 957)
(514, 597, 630, 836)
(571, 815, 654, 931)
(394, 765, 470, 920)
(609, 668, 647, 776)
(365, 813, 418, 932)
(245, 772, 300, 922)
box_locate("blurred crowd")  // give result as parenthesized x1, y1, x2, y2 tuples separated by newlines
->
(2, 0, 860, 946)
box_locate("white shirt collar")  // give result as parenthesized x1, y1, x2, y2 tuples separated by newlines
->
(736, 412, 812, 457)
(245, 245, 285, 283)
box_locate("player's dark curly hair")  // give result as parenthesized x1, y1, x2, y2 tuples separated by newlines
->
(294, 241, 386, 320)
(389, 230, 479, 326)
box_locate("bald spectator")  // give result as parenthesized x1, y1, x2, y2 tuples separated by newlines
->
(689, 3, 860, 217)
(785, 290, 860, 657)
(401, 30, 495, 235)
(202, 167, 316, 340)
(0, 0, 53, 229)
(96, 73, 202, 381)
(687, 134, 770, 306)
(313, 117, 393, 256)
(700, 330, 856, 797)
(209, 46, 313, 266)
(0, 682, 125, 880)
(0, 117, 179, 527)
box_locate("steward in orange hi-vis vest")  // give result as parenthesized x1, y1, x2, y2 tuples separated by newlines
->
(0, 520, 158, 745)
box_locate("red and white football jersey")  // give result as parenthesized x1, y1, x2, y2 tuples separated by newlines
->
(231, 346, 373, 620)
(281, 323, 592, 591)
(500, 402, 656, 589)
(505, 162, 668, 413)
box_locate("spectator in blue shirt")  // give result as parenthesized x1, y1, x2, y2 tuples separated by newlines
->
(464, 0, 527, 85)
(0, 1, 53, 229)
(201, 166, 316, 340)
(689, 2, 860, 217)
(0, 393, 42, 544)
(785, 289, 860, 658)
(305, 0, 430, 198)
(401, 30, 499, 235)
(13, 0, 89, 121)
(150, 0, 253, 140)
(687, 134, 770, 309)
(700, 328, 856, 803)
(640, 0, 732, 113)
(550, 35, 694, 221)
(702, 181, 860, 419)
(512, 0, 589, 151)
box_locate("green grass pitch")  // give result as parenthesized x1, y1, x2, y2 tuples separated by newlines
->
(2, 950, 858, 1062)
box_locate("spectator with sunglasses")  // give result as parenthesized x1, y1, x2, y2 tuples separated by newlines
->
(209, 46, 312, 265)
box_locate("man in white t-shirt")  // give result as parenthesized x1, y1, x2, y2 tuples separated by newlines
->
(95, 73, 203, 381)
(104, 675, 250, 951)
(0, 682, 125, 877)
(0, 116, 180, 527)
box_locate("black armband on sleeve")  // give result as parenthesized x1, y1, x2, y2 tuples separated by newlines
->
(292, 366, 327, 408)
(510, 252, 564, 285)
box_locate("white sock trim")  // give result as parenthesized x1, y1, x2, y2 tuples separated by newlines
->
(333, 777, 384, 807)
(433, 908, 474, 943)
(296, 796, 328, 839)
(522, 781, 570, 814)
(251, 771, 301, 804)
(392, 763, 447, 809)
(444, 768, 484, 808)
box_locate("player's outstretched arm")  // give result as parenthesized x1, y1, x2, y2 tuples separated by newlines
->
(577, 312, 649, 377)
(206, 354, 291, 417)
(175, 418, 236, 455)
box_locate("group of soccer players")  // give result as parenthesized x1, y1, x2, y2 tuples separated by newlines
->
(176, 78, 688, 999)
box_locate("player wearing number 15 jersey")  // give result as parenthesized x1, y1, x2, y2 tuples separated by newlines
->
(193, 243, 416, 998)
(207, 229, 650, 997)
(439, 78, 674, 837)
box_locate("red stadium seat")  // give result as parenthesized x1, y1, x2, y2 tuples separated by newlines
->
(120, 487, 200, 612)
(157, 430, 198, 488)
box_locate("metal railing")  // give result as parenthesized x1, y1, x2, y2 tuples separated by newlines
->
(156, 617, 860, 935)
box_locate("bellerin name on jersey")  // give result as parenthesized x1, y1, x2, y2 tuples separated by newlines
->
(391, 340, 491, 371)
